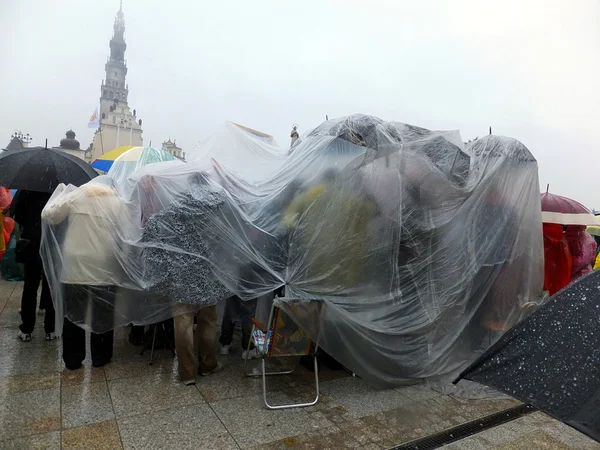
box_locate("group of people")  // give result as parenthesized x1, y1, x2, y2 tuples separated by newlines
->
(4, 182, 252, 383)
(5, 115, 546, 387)
(9, 166, 345, 385)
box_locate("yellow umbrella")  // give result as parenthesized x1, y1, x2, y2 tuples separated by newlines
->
(587, 225, 600, 237)
(91, 146, 138, 172)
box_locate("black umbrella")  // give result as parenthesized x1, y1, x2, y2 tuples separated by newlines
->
(0, 147, 98, 192)
(455, 270, 600, 443)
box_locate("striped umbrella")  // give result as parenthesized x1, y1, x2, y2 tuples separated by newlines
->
(541, 190, 598, 226)
(91, 145, 137, 172)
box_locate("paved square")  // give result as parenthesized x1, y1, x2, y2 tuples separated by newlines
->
(0, 282, 597, 449)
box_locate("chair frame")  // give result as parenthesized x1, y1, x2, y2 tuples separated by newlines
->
(243, 299, 321, 410)
(140, 322, 176, 365)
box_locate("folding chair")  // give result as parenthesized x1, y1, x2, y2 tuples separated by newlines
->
(140, 321, 176, 365)
(243, 298, 321, 410)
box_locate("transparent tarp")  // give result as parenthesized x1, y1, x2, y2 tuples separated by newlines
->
(41, 115, 544, 386)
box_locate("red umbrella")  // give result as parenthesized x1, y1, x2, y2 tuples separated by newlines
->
(541, 185, 598, 226)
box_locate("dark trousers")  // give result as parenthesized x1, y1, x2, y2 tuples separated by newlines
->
(219, 296, 256, 349)
(62, 284, 115, 370)
(63, 318, 114, 369)
(20, 257, 55, 334)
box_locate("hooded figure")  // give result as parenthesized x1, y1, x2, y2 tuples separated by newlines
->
(543, 223, 573, 295)
(565, 225, 596, 281)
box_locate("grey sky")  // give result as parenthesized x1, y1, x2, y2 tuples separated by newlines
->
(1, 0, 598, 206)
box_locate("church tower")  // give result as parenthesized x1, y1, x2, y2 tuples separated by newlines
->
(91, 1, 143, 165)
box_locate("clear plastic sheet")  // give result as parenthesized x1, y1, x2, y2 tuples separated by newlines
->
(40, 115, 545, 386)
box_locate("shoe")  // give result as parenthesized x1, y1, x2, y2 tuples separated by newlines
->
(199, 362, 224, 377)
(37, 308, 45, 316)
(220, 345, 230, 355)
(92, 359, 111, 368)
(64, 361, 83, 371)
(45, 332, 57, 341)
(183, 378, 197, 386)
(242, 348, 260, 360)
(128, 328, 145, 346)
(17, 330, 32, 342)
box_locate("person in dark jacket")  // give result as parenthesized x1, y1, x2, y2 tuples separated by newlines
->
(12, 190, 55, 341)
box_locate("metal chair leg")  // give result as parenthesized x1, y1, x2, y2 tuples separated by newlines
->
(262, 355, 320, 410)
(242, 324, 255, 377)
(148, 324, 158, 366)
(162, 323, 176, 357)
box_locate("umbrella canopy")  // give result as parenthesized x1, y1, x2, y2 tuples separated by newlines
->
(113, 146, 176, 164)
(456, 270, 600, 443)
(541, 191, 598, 226)
(91, 145, 137, 172)
(587, 225, 600, 237)
(106, 147, 180, 184)
(0, 147, 98, 193)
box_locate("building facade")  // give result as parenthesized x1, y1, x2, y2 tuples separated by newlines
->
(90, 2, 143, 162)
(161, 139, 185, 160)
(53, 130, 92, 163)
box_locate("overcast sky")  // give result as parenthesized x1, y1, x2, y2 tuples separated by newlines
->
(1, 0, 598, 206)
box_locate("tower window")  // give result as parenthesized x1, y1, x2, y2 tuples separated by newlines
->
(109, 91, 114, 99)
(103, 90, 108, 97)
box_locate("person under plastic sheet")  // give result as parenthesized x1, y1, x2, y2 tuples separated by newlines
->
(126, 173, 166, 346)
(447, 152, 537, 358)
(282, 168, 339, 229)
(565, 225, 597, 281)
(543, 223, 573, 296)
(42, 183, 125, 369)
(283, 169, 377, 296)
(469, 188, 523, 338)
(136, 172, 224, 383)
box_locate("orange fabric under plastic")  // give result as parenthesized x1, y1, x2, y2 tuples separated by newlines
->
(543, 223, 573, 296)
(0, 188, 15, 258)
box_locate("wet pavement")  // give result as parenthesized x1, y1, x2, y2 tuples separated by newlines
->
(0, 281, 598, 449)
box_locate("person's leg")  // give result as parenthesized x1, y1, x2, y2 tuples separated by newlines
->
(239, 297, 258, 347)
(41, 274, 55, 336)
(91, 330, 114, 368)
(90, 286, 115, 367)
(129, 325, 145, 346)
(173, 310, 197, 383)
(218, 297, 235, 350)
(197, 305, 220, 375)
(39, 288, 51, 312)
(240, 317, 254, 350)
(239, 298, 258, 359)
(19, 259, 42, 336)
(62, 317, 86, 370)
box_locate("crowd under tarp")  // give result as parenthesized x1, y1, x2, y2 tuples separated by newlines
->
(40, 115, 545, 387)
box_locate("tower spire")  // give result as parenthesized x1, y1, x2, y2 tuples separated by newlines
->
(110, 1, 126, 62)
(91, 0, 143, 164)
